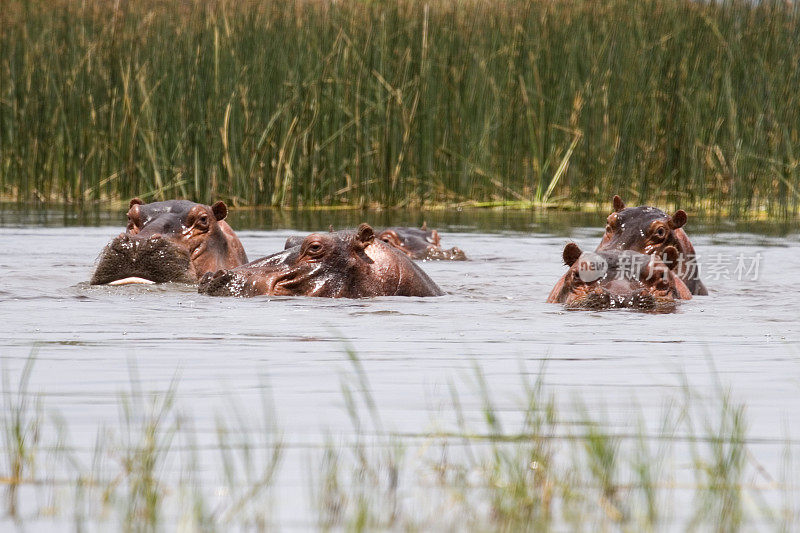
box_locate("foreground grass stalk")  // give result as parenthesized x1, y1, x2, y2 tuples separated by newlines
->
(115, 374, 179, 532)
(0, 350, 797, 530)
(1, 353, 40, 518)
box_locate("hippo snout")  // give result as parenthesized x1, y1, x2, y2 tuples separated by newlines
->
(425, 246, 467, 261)
(577, 290, 612, 310)
(445, 247, 467, 261)
(199, 271, 217, 286)
(594, 288, 658, 309)
(625, 289, 657, 310)
(567, 288, 660, 311)
(109, 233, 171, 255)
(198, 269, 245, 297)
(91, 233, 193, 285)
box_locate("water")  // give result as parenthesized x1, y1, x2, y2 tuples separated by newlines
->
(1, 207, 799, 528)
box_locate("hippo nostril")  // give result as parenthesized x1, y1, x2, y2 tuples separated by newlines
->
(213, 269, 226, 279)
(150, 233, 162, 240)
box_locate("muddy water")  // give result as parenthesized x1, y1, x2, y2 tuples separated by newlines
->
(1, 208, 799, 528)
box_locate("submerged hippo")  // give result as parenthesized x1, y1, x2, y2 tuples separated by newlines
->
(547, 243, 692, 311)
(199, 223, 443, 298)
(596, 195, 708, 295)
(377, 225, 466, 261)
(91, 198, 248, 285)
(285, 224, 466, 261)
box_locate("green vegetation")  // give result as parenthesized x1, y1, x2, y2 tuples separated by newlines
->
(1, 354, 39, 517)
(0, 353, 797, 530)
(2, 0, 799, 216)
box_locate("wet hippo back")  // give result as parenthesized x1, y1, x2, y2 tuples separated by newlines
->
(91, 198, 247, 285)
(200, 224, 443, 298)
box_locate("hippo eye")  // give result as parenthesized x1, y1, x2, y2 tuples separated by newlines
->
(198, 215, 209, 225)
(605, 225, 612, 234)
(306, 242, 324, 255)
(654, 227, 667, 239)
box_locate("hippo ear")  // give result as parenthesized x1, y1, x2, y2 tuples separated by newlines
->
(612, 195, 625, 212)
(356, 223, 375, 246)
(430, 229, 441, 246)
(421, 221, 427, 230)
(284, 236, 303, 249)
(329, 225, 334, 233)
(129, 198, 143, 208)
(669, 210, 687, 230)
(563, 242, 582, 267)
(211, 201, 228, 221)
(661, 246, 680, 270)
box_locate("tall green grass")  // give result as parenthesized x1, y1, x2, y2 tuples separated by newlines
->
(1, 0, 800, 214)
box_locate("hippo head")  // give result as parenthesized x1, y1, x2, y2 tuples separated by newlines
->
(596, 195, 687, 256)
(199, 223, 444, 298)
(91, 198, 248, 285)
(549, 243, 691, 311)
(284, 225, 336, 250)
(377, 225, 467, 261)
(596, 195, 708, 296)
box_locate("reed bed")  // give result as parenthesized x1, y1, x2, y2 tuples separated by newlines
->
(0, 354, 798, 530)
(1, 0, 800, 215)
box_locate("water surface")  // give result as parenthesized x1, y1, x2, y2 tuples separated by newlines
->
(1, 208, 799, 528)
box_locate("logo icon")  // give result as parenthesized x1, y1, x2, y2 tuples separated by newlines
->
(576, 252, 608, 282)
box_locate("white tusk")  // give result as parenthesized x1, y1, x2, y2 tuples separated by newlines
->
(107, 277, 156, 286)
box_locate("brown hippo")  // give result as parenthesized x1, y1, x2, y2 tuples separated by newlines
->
(199, 223, 443, 298)
(377, 225, 467, 261)
(91, 198, 248, 285)
(285, 224, 467, 261)
(547, 243, 692, 311)
(596, 195, 708, 295)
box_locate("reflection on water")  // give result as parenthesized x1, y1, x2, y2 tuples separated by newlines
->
(2, 202, 800, 236)
(0, 208, 799, 528)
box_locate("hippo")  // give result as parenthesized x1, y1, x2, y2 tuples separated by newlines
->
(91, 198, 248, 285)
(546, 243, 692, 311)
(376, 225, 466, 261)
(199, 223, 444, 298)
(285, 224, 466, 261)
(596, 195, 708, 295)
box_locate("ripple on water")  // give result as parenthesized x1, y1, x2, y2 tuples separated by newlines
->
(1, 226, 799, 527)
